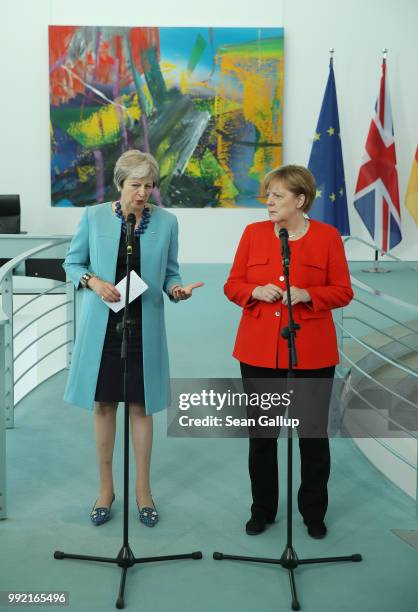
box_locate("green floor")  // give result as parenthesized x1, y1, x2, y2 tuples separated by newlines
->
(2, 262, 418, 612)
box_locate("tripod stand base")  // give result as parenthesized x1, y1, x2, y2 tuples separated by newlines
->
(213, 546, 362, 611)
(54, 546, 202, 609)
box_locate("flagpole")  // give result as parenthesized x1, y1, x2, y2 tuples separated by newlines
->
(363, 48, 391, 274)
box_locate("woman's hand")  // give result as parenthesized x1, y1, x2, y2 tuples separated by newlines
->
(89, 277, 121, 303)
(171, 282, 204, 301)
(252, 284, 283, 303)
(281, 286, 311, 306)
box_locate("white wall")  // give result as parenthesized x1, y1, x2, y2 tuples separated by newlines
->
(1, 0, 417, 262)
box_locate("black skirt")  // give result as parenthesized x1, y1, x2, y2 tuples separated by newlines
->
(94, 344, 145, 404)
(94, 232, 145, 405)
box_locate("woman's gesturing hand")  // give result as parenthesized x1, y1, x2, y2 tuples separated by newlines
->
(281, 286, 311, 306)
(89, 277, 121, 303)
(252, 284, 283, 303)
(171, 282, 204, 301)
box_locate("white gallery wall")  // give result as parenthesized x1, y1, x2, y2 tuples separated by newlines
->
(1, 0, 417, 262)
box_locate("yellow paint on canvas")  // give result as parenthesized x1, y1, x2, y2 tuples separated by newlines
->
(159, 151, 178, 180)
(67, 98, 141, 148)
(139, 84, 154, 114)
(214, 40, 283, 200)
(180, 70, 187, 95)
(160, 62, 177, 90)
(185, 158, 202, 178)
(219, 53, 282, 173)
(216, 171, 239, 200)
(67, 105, 118, 147)
(50, 120, 56, 148)
(121, 94, 141, 121)
(160, 61, 177, 74)
(156, 138, 171, 161)
(77, 165, 96, 182)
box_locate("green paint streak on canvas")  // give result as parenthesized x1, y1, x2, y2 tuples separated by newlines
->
(192, 97, 241, 115)
(191, 98, 215, 114)
(142, 47, 167, 104)
(187, 33, 207, 74)
(159, 150, 178, 181)
(156, 138, 171, 160)
(50, 106, 99, 133)
(199, 151, 239, 199)
(218, 36, 283, 58)
(200, 150, 224, 179)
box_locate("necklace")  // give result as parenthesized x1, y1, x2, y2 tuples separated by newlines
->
(289, 217, 308, 239)
(276, 217, 308, 240)
(114, 201, 151, 236)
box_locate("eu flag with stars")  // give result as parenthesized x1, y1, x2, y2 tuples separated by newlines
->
(308, 59, 350, 235)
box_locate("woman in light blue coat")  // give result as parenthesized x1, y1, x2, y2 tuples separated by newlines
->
(63, 150, 203, 527)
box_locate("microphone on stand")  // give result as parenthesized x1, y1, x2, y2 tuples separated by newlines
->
(278, 227, 290, 267)
(118, 212, 136, 337)
(126, 213, 136, 255)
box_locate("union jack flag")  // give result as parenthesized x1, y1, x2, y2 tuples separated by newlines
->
(353, 58, 401, 252)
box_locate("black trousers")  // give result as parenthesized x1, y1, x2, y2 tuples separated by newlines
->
(240, 362, 335, 525)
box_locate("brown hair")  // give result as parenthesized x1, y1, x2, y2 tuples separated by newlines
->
(263, 164, 316, 213)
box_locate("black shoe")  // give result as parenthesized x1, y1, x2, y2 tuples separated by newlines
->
(304, 520, 327, 539)
(245, 514, 274, 536)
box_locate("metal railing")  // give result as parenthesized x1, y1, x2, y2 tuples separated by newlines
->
(335, 254, 418, 516)
(343, 236, 418, 273)
(0, 238, 73, 519)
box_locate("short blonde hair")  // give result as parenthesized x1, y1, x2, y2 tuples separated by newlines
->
(113, 149, 159, 189)
(263, 165, 316, 213)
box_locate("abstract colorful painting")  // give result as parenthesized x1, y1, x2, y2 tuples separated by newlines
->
(49, 26, 284, 208)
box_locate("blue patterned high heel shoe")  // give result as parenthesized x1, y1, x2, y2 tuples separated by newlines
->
(137, 500, 159, 527)
(90, 493, 115, 526)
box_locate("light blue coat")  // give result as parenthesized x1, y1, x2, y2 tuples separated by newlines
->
(63, 202, 182, 414)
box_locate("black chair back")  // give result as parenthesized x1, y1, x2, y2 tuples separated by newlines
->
(0, 195, 20, 233)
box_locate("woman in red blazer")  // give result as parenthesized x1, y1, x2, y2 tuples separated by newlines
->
(224, 165, 353, 538)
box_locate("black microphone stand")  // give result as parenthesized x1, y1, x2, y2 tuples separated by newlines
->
(214, 227, 361, 610)
(55, 214, 202, 609)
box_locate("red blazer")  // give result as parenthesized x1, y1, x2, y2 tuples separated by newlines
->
(224, 220, 353, 369)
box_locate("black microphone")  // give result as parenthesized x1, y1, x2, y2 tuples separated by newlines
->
(278, 227, 290, 267)
(126, 213, 136, 255)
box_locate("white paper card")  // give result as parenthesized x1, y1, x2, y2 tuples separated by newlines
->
(103, 271, 148, 313)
